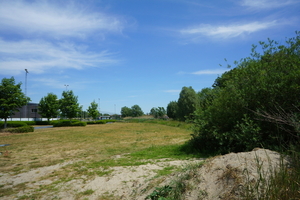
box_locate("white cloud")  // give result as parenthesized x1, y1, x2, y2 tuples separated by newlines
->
(191, 69, 229, 75)
(241, 0, 298, 9)
(164, 90, 181, 93)
(0, 0, 124, 38)
(180, 21, 277, 39)
(0, 39, 117, 75)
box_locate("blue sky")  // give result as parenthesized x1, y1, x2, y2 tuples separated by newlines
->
(0, 0, 299, 114)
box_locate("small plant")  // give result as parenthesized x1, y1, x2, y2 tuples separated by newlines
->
(146, 185, 172, 200)
(80, 189, 94, 195)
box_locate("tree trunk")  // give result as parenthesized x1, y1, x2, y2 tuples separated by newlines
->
(4, 118, 7, 129)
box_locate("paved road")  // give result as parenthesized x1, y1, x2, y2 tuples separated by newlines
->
(34, 126, 53, 129)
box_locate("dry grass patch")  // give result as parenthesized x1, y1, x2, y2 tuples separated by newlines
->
(0, 122, 195, 199)
(0, 123, 191, 173)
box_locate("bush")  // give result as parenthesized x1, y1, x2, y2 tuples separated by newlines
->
(0, 121, 28, 129)
(52, 120, 86, 127)
(6, 126, 34, 133)
(35, 121, 51, 125)
(71, 121, 86, 126)
(23, 121, 36, 126)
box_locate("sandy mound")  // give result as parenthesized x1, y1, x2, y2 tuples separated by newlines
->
(178, 148, 289, 200)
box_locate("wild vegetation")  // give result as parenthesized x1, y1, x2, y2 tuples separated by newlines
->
(168, 32, 300, 154)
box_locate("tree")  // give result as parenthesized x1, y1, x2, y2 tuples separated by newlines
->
(121, 106, 132, 117)
(177, 86, 198, 121)
(131, 105, 144, 117)
(0, 77, 30, 128)
(59, 90, 80, 121)
(38, 93, 60, 122)
(87, 100, 99, 120)
(150, 107, 166, 118)
(167, 101, 178, 119)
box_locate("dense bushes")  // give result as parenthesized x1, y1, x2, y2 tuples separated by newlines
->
(0, 121, 34, 133)
(23, 121, 36, 126)
(6, 126, 34, 133)
(51, 120, 86, 127)
(86, 119, 116, 125)
(0, 121, 27, 128)
(35, 121, 51, 125)
(188, 32, 300, 154)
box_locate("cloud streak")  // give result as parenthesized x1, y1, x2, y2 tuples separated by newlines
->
(0, 0, 124, 38)
(0, 39, 117, 75)
(241, 0, 299, 9)
(191, 69, 229, 75)
(180, 21, 277, 39)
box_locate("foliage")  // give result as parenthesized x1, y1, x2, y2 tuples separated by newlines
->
(59, 90, 81, 120)
(51, 119, 86, 127)
(189, 32, 300, 153)
(0, 77, 30, 128)
(38, 93, 60, 121)
(86, 120, 116, 124)
(121, 105, 144, 117)
(177, 86, 198, 121)
(167, 101, 178, 120)
(150, 107, 166, 118)
(6, 126, 34, 133)
(0, 121, 27, 129)
(35, 121, 51, 125)
(87, 100, 99, 120)
(131, 104, 144, 117)
(121, 106, 132, 117)
(146, 185, 172, 200)
(22, 121, 36, 126)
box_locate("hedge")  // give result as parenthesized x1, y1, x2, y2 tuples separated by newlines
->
(52, 120, 86, 127)
(86, 119, 117, 125)
(0, 121, 28, 128)
(6, 126, 34, 133)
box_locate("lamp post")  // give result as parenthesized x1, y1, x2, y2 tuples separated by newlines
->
(98, 98, 100, 119)
(64, 84, 69, 91)
(25, 69, 29, 119)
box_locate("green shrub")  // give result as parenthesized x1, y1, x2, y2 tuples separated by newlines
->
(146, 185, 172, 200)
(52, 120, 86, 127)
(35, 121, 51, 125)
(95, 120, 106, 124)
(86, 121, 97, 125)
(0, 121, 27, 129)
(6, 126, 34, 133)
(105, 119, 116, 123)
(23, 121, 36, 126)
(71, 121, 86, 126)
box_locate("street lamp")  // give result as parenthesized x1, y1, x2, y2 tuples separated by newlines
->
(24, 69, 29, 119)
(98, 98, 100, 119)
(64, 84, 69, 91)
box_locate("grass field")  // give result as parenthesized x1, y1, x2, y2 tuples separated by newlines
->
(0, 121, 200, 199)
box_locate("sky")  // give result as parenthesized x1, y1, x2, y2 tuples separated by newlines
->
(0, 0, 299, 114)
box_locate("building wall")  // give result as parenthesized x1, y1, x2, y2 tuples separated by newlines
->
(10, 103, 42, 120)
